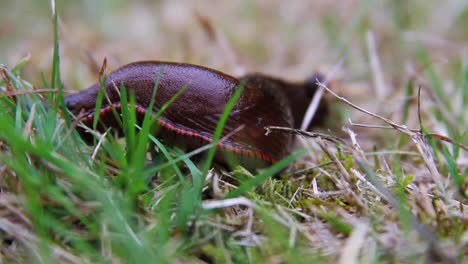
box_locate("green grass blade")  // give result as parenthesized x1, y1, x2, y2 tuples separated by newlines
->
(200, 83, 245, 187)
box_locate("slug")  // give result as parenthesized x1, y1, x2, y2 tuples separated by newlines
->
(65, 61, 326, 169)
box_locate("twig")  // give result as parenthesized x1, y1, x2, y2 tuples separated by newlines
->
(349, 121, 398, 130)
(426, 133, 467, 151)
(265, 126, 346, 145)
(318, 81, 447, 194)
(318, 81, 407, 131)
(348, 120, 468, 151)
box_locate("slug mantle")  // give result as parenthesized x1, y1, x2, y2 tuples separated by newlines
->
(65, 61, 326, 169)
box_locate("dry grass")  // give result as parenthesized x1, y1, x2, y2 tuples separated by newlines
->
(1, 0, 467, 263)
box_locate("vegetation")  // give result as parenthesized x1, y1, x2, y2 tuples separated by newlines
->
(1, 1, 466, 263)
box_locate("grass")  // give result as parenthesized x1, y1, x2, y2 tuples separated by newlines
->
(1, 0, 467, 263)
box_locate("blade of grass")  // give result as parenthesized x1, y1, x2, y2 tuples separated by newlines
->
(92, 76, 106, 132)
(200, 83, 245, 189)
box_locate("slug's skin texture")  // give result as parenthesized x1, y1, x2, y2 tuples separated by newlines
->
(65, 61, 325, 169)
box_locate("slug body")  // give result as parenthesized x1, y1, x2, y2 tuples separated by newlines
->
(65, 61, 324, 169)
